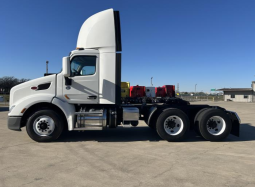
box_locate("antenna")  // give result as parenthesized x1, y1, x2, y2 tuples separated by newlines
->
(151, 77, 153, 86)
(46, 61, 49, 74)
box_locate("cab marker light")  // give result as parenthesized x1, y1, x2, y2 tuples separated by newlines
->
(76, 47, 84, 50)
(21, 108, 27, 113)
(65, 95, 70, 100)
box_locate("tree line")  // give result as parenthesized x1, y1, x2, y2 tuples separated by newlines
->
(0, 76, 30, 94)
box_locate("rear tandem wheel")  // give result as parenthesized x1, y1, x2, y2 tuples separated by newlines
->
(156, 109, 190, 142)
(196, 108, 232, 141)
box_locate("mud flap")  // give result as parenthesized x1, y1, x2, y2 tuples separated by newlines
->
(227, 111, 240, 137)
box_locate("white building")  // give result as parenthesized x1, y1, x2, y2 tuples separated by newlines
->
(218, 81, 255, 102)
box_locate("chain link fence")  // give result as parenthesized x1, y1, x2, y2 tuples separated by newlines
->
(176, 95, 224, 102)
(0, 94, 9, 106)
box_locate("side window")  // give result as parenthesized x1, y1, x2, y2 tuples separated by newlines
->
(231, 94, 235, 98)
(70, 56, 96, 76)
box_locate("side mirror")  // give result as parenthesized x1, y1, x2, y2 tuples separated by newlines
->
(62, 57, 70, 77)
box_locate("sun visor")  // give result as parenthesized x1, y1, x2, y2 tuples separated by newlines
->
(77, 9, 122, 52)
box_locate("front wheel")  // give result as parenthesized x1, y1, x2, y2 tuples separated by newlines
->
(156, 109, 190, 142)
(26, 109, 64, 142)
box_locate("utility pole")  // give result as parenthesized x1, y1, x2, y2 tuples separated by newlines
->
(46, 61, 49, 74)
(151, 77, 153, 86)
(177, 83, 179, 92)
(195, 84, 197, 95)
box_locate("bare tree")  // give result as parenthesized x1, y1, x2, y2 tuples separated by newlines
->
(19, 78, 30, 84)
(0, 76, 30, 94)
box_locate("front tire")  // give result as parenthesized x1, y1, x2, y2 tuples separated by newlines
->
(26, 109, 64, 142)
(156, 109, 190, 142)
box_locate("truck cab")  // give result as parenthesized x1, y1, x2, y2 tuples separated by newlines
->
(60, 49, 100, 104)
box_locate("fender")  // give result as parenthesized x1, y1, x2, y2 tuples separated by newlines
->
(52, 97, 75, 131)
(147, 106, 157, 126)
(8, 94, 54, 117)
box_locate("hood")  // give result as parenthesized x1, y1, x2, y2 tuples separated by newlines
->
(10, 74, 56, 106)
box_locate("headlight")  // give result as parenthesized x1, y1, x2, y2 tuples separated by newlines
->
(9, 105, 15, 113)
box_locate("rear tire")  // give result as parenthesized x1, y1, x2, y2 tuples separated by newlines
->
(197, 109, 232, 141)
(194, 108, 209, 136)
(26, 109, 64, 142)
(156, 109, 190, 142)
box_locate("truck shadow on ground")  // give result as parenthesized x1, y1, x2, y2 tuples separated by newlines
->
(0, 107, 9, 112)
(57, 123, 255, 143)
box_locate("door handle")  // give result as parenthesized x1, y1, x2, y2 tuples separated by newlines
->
(87, 96, 97, 99)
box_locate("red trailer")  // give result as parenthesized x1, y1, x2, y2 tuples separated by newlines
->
(155, 87, 166, 97)
(163, 85, 175, 97)
(130, 85, 146, 97)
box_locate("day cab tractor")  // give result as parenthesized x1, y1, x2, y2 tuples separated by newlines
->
(8, 9, 240, 142)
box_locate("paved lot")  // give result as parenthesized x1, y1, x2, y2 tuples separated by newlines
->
(1, 101, 255, 187)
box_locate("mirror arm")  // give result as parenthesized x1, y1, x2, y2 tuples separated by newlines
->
(65, 77, 72, 86)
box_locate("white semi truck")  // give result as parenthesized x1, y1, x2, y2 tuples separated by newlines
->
(8, 9, 240, 142)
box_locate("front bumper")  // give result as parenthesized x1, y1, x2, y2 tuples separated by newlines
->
(227, 111, 241, 137)
(8, 116, 22, 131)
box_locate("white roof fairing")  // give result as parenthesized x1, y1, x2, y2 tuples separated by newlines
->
(77, 9, 116, 52)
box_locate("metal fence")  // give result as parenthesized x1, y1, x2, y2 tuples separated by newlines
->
(176, 95, 224, 102)
(0, 95, 9, 106)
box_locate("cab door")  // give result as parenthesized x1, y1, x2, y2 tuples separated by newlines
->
(63, 55, 99, 104)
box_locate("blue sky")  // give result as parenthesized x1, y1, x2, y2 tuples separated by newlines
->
(1, 0, 255, 92)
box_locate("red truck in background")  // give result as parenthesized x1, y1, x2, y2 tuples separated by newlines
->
(130, 85, 146, 97)
(155, 87, 166, 97)
(163, 85, 175, 97)
(122, 84, 176, 104)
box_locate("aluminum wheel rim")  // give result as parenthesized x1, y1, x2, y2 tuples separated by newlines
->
(33, 115, 55, 136)
(164, 115, 184, 136)
(206, 116, 226, 136)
